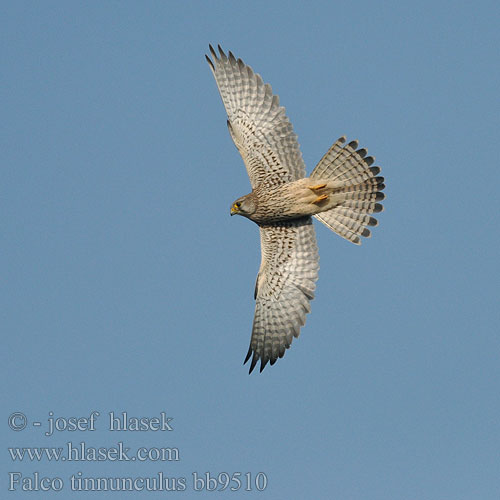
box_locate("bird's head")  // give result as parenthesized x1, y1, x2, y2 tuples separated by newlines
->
(230, 194, 256, 218)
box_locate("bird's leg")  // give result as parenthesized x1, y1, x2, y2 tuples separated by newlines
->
(309, 183, 327, 191)
(312, 194, 329, 204)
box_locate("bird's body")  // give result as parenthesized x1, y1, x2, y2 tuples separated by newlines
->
(235, 175, 382, 224)
(206, 45, 385, 373)
(234, 179, 326, 223)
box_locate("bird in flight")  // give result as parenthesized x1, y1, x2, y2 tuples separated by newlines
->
(206, 45, 385, 373)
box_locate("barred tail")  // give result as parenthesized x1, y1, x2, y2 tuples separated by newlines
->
(311, 136, 386, 244)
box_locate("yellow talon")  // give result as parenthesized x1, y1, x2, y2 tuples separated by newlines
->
(313, 194, 329, 204)
(309, 183, 327, 191)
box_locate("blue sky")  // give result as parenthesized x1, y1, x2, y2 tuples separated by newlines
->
(2, 1, 499, 498)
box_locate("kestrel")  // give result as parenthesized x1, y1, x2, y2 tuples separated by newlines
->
(206, 45, 385, 373)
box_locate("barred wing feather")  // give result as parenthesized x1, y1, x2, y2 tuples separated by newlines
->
(206, 45, 305, 189)
(245, 218, 319, 373)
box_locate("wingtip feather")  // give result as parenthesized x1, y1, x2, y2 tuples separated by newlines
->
(205, 54, 214, 71)
(244, 346, 252, 364)
(248, 352, 258, 374)
(218, 44, 227, 60)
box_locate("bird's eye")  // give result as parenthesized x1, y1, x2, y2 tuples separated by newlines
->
(235, 202, 241, 208)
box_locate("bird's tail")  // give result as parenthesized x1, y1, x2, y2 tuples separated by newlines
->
(310, 136, 385, 244)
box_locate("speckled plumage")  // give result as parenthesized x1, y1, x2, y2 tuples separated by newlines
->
(206, 45, 385, 373)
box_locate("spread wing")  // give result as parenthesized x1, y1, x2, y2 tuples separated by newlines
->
(206, 44, 306, 189)
(244, 218, 319, 373)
